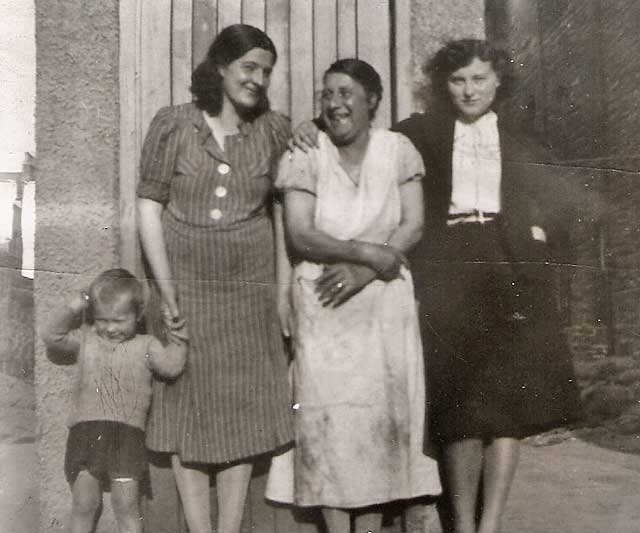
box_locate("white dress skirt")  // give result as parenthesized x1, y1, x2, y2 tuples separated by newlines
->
(266, 130, 441, 508)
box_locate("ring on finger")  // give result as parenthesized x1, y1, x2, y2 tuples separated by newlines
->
(335, 281, 344, 290)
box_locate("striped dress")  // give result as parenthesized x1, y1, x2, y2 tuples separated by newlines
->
(138, 103, 293, 463)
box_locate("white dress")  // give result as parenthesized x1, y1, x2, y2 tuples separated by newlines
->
(266, 129, 441, 508)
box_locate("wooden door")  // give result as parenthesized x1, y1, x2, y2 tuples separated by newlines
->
(119, 1, 413, 531)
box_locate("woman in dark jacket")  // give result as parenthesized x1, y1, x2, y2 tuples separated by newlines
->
(393, 40, 583, 533)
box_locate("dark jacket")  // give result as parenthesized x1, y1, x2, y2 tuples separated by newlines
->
(392, 111, 589, 269)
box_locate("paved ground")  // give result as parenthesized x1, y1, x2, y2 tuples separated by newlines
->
(505, 436, 640, 532)
(0, 442, 38, 533)
(2, 370, 640, 532)
(2, 437, 640, 532)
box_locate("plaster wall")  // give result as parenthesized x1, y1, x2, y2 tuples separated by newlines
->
(409, 0, 486, 113)
(34, 1, 120, 531)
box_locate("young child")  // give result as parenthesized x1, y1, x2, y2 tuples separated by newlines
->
(41, 268, 188, 533)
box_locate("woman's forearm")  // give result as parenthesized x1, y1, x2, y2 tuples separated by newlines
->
(385, 223, 423, 254)
(137, 198, 176, 302)
(287, 225, 372, 267)
(283, 190, 402, 277)
(386, 180, 425, 254)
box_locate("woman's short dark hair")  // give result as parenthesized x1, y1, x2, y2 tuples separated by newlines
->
(89, 268, 144, 319)
(324, 58, 383, 119)
(426, 39, 512, 108)
(191, 24, 277, 119)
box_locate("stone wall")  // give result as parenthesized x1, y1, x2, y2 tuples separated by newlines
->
(410, 0, 485, 112)
(488, 0, 640, 361)
(34, 1, 120, 530)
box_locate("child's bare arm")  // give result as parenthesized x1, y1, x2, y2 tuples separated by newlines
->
(40, 292, 87, 361)
(147, 328, 188, 378)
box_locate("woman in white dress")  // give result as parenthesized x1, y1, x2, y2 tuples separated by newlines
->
(267, 58, 441, 533)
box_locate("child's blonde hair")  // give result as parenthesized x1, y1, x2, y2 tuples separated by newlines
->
(88, 268, 144, 319)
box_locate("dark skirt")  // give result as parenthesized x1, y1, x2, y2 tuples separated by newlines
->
(65, 421, 147, 485)
(417, 220, 582, 443)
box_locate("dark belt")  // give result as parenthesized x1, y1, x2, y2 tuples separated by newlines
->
(447, 210, 500, 226)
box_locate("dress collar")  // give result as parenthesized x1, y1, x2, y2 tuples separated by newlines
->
(191, 104, 253, 145)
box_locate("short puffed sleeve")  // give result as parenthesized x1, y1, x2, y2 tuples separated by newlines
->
(264, 111, 292, 179)
(275, 148, 318, 195)
(396, 134, 425, 185)
(266, 111, 292, 154)
(137, 106, 181, 204)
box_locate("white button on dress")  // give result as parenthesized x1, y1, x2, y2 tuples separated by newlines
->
(209, 208, 223, 220)
(218, 163, 230, 175)
(215, 186, 228, 198)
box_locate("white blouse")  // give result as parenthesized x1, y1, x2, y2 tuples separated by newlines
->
(449, 111, 502, 216)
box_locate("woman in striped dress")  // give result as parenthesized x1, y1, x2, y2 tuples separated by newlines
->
(137, 24, 293, 533)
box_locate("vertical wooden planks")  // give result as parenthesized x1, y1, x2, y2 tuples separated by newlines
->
(119, 0, 142, 274)
(243, 0, 267, 29)
(120, 1, 409, 530)
(140, 0, 172, 134)
(356, 0, 392, 127)
(136, 6, 179, 527)
(393, 0, 413, 122)
(290, 0, 315, 124)
(218, 0, 242, 31)
(337, 0, 357, 58)
(266, 0, 291, 116)
(173, 0, 194, 105)
(192, 0, 218, 66)
(313, 0, 338, 115)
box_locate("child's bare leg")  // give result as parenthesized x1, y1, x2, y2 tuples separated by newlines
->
(171, 455, 212, 533)
(111, 478, 142, 533)
(70, 470, 102, 533)
(216, 461, 253, 533)
(322, 507, 350, 533)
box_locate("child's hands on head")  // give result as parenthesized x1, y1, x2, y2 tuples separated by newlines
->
(67, 290, 91, 315)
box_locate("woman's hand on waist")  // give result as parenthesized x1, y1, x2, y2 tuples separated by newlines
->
(314, 262, 377, 308)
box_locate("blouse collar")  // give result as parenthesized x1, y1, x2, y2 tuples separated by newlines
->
(454, 110, 498, 140)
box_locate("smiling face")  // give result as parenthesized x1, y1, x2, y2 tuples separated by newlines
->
(320, 72, 376, 146)
(219, 47, 275, 112)
(93, 294, 138, 343)
(447, 57, 501, 122)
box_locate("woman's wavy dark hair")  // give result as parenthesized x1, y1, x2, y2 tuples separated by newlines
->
(191, 24, 277, 120)
(324, 58, 383, 119)
(426, 39, 512, 111)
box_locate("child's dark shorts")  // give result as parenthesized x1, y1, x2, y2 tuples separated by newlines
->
(64, 421, 148, 485)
